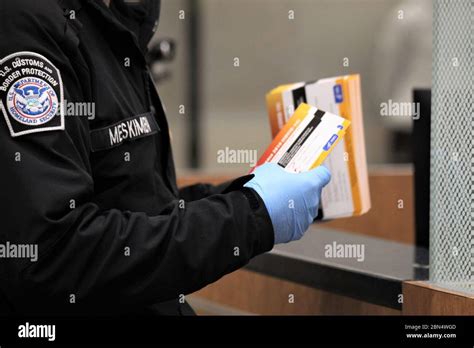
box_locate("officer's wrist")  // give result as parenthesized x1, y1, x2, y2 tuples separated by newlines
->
(239, 187, 260, 210)
(239, 187, 275, 251)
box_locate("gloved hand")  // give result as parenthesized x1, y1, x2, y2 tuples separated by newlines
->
(244, 163, 331, 244)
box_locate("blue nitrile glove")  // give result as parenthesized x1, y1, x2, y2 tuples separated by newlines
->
(244, 163, 331, 244)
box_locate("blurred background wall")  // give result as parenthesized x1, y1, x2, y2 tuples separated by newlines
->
(151, 0, 432, 173)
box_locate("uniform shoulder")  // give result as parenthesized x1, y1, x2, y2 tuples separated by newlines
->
(2, 0, 66, 29)
(1, 0, 68, 49)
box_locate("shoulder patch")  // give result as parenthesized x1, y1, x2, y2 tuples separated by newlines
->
(0, 51, 64, 137)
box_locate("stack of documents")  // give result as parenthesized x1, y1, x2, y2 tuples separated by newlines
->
(263, 74, 371, 219)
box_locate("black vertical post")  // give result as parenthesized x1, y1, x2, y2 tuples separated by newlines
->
(187, 0, 200, 168)
(413, 89, 431, 250)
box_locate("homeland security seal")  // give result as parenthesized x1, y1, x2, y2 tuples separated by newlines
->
(0, 52, 64, 137)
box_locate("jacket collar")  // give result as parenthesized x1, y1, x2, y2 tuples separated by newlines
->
(58, 0, 83, 14)
(85, 0, 160, 53)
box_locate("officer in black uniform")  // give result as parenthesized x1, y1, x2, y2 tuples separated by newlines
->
(0, 0, 330, 315)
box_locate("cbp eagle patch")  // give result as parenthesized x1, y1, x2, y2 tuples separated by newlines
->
(0, 52, 64, 137)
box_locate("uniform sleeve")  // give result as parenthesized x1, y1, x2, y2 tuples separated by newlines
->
(0, 0, 274, 315)
(179, 181, 233, 202)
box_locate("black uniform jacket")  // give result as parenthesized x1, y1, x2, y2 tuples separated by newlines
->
(0, 0, 274, 315)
